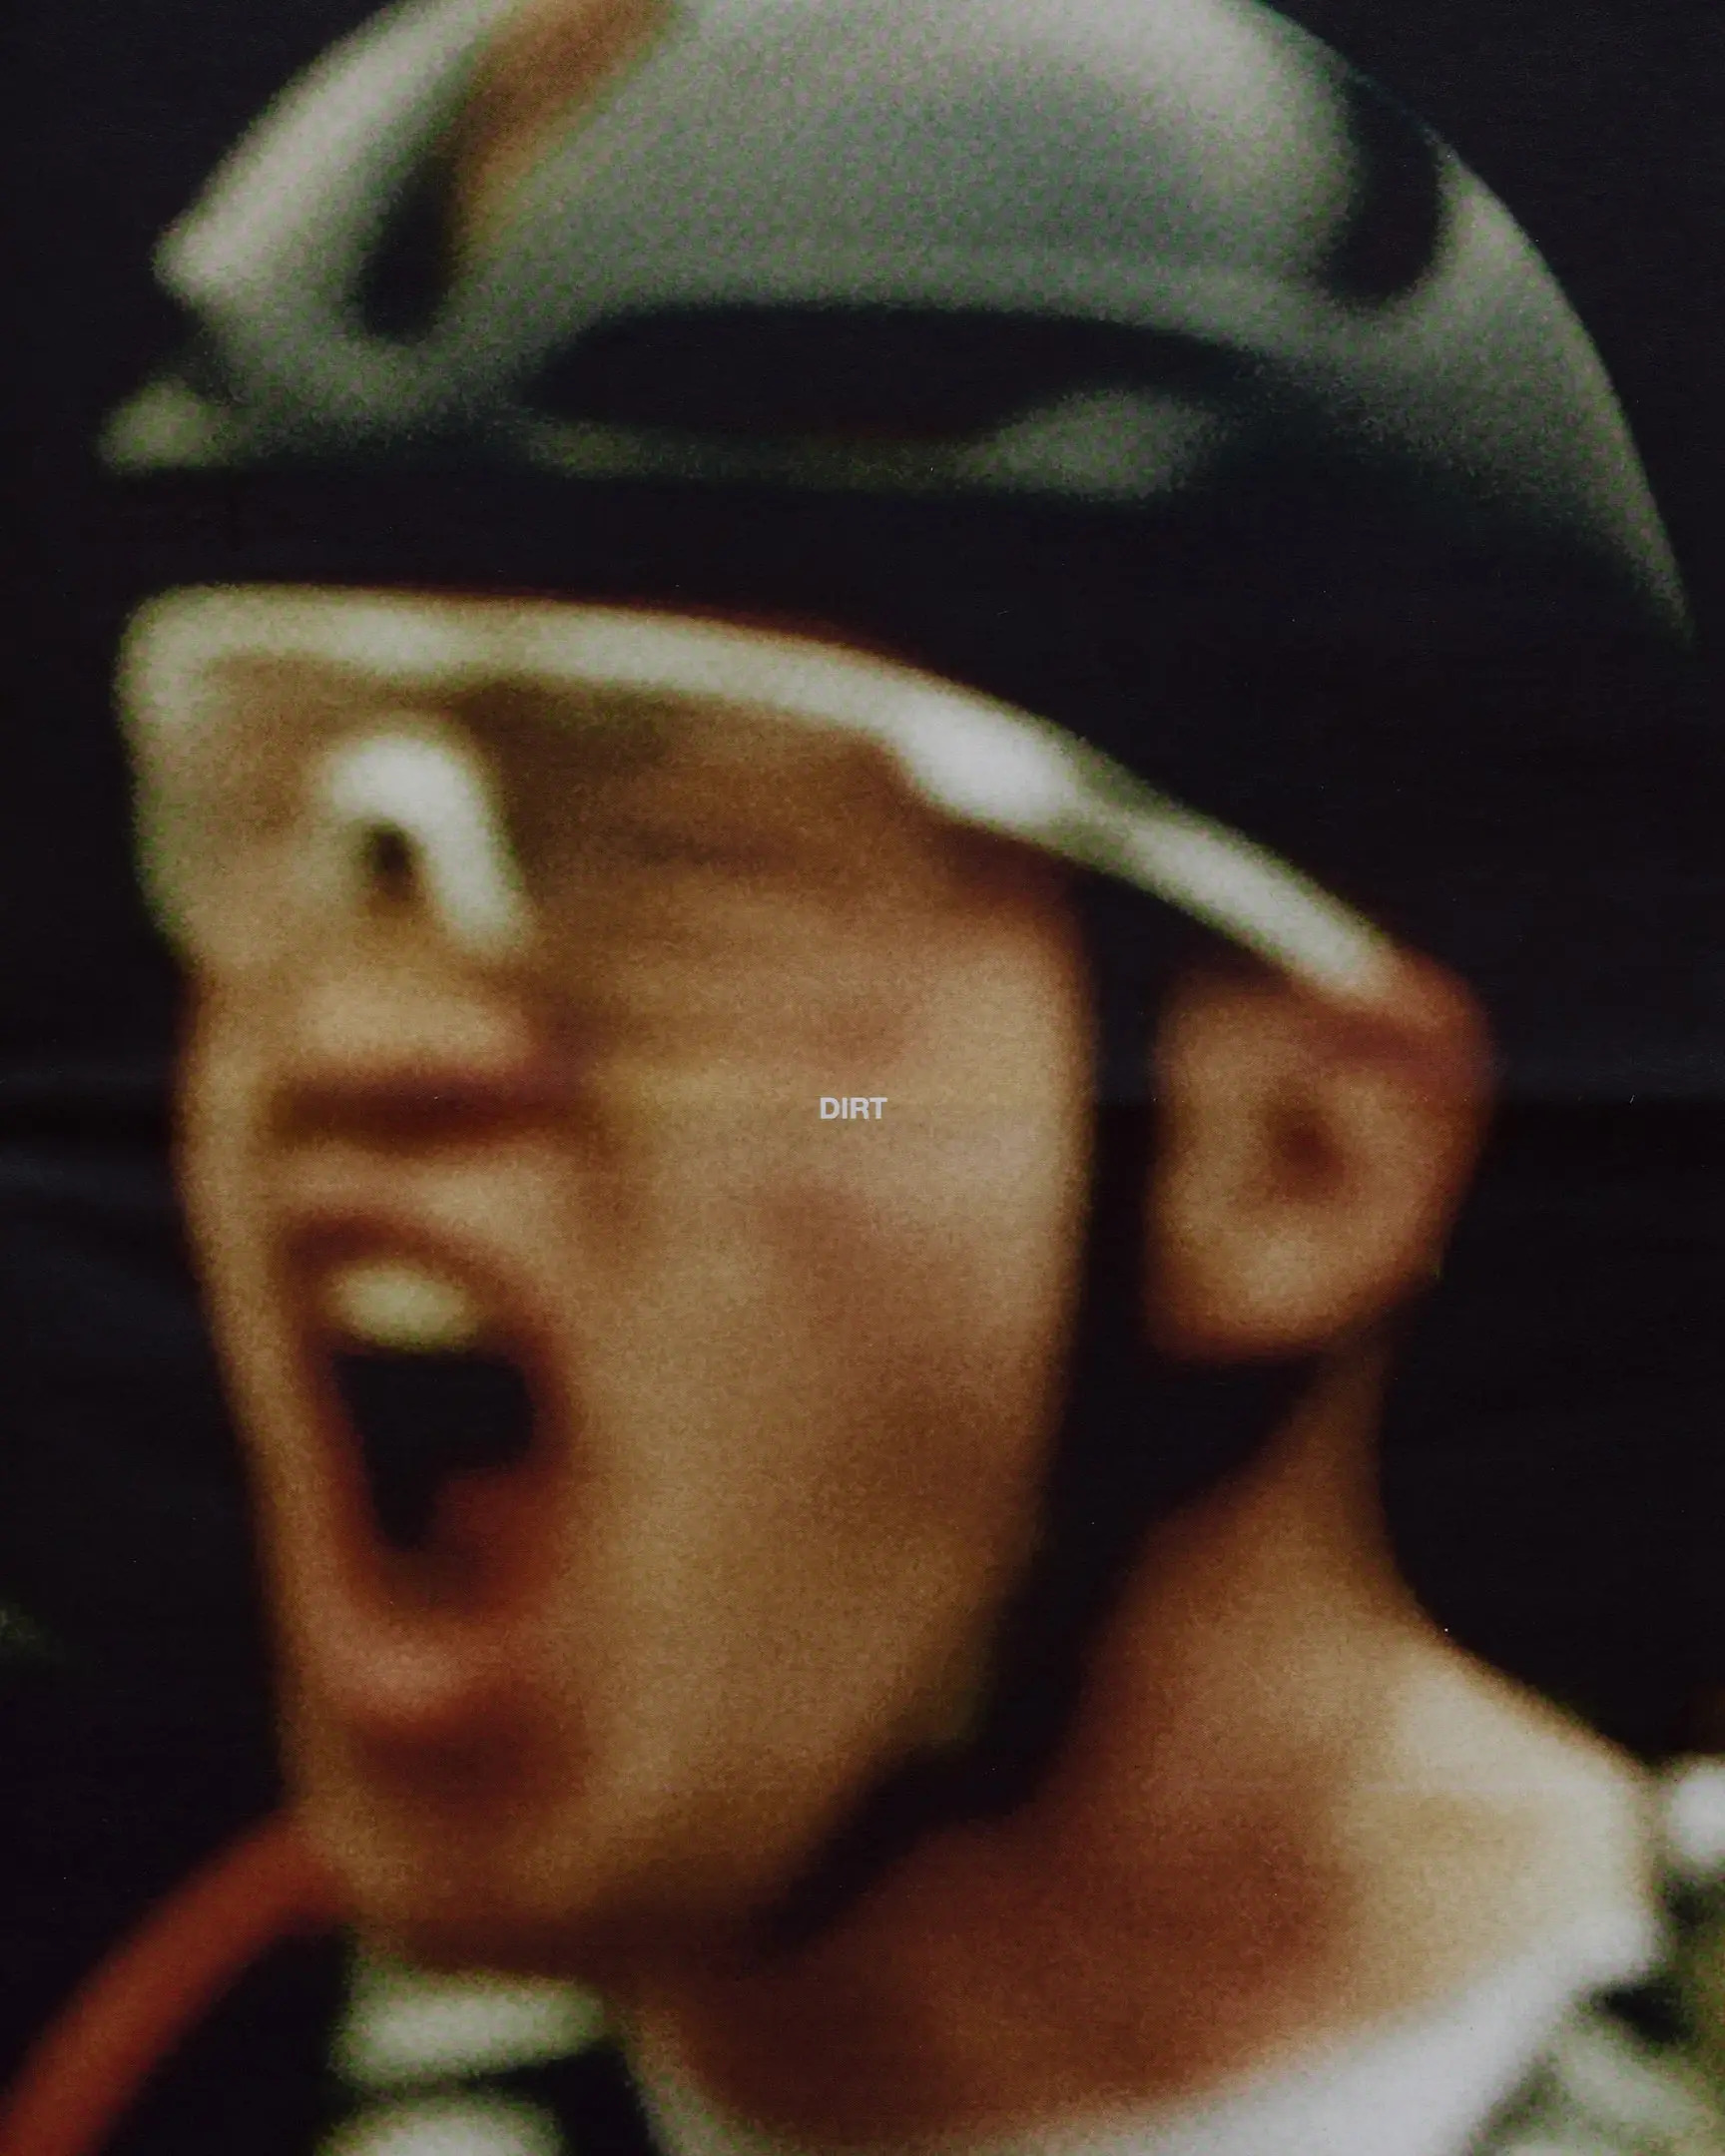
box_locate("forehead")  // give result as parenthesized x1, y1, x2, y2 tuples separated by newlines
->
(204, 640, 966, 841)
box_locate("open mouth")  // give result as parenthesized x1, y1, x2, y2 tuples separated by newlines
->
(331, 1346, 535, 1552)
(301, 1251, 560, 1594)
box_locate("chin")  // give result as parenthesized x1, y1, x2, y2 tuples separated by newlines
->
(358, 1873, 765, 1989)
(300, 1768, 788, 1982)
(364, 1902, 615, 1984)
(327, 1824, 638, 1980)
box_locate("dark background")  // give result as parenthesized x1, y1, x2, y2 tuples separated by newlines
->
(4, 3, 1722, 2146)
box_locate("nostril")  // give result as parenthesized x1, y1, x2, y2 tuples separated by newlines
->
(362, 822, 417, 903)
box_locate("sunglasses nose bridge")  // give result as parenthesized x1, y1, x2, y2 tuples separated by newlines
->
(309, 725, 535, 960)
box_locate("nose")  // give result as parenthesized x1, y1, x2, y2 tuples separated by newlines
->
(280, 953, 564, 1136)
(271, 729, 566, 1136)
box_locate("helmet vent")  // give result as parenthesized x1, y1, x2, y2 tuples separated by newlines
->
(354, 157, 456, 341)
(1323, 75, 1444, 306)
(519, 308, 1245, 441)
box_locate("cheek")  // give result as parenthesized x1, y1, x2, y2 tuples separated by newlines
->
(840, 895, 1091, 1379)
(595, 886, 1090, 1545)
(177, 1002, 267, 1312)
(530, 879, 1094, 1870)
(175, 1001, 311, 1503)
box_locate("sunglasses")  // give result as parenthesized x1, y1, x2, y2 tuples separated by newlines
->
(118, 584, 1392, 1001)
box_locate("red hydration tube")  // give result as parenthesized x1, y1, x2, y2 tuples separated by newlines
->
(0, 1813, 341, 2156)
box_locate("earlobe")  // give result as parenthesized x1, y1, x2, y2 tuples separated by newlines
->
(1146, 955, 1490, 1360)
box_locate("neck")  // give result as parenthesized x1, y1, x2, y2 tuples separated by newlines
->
(621, 1348, 1641, 2148)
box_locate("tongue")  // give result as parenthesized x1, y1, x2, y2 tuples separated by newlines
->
(331, 1350, 535, 1551)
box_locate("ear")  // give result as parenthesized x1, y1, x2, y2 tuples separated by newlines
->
(1147, 955, 1491, 1359)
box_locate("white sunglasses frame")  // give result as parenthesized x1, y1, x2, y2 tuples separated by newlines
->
(117, 584, 1395, 1001)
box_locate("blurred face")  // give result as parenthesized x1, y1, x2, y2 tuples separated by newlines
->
(174, 598, 1092, 1970)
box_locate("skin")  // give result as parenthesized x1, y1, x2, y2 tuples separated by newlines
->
(179, 667, 1646, 2144)
(184, 710, 1092, 1956)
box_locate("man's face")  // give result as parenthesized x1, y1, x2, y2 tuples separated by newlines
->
(177, 604, 1092, 1970)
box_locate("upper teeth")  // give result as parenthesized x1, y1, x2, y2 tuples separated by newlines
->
(320, 1259, 487, 1352)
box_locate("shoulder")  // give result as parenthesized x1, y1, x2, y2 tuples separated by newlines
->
(1475, 1760, 1725, 2156)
